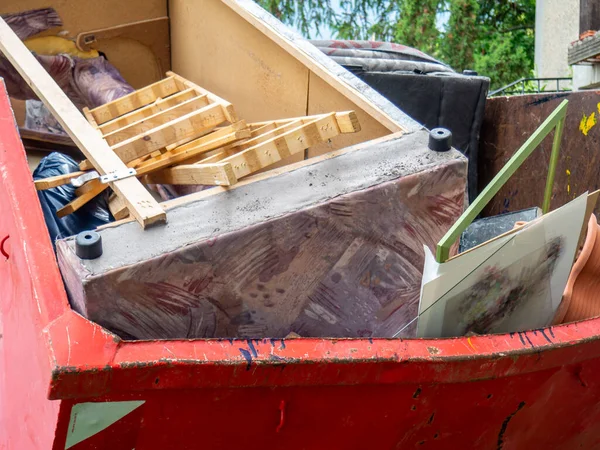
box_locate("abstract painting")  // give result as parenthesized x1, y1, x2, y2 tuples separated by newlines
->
(418, 193, 587, 338)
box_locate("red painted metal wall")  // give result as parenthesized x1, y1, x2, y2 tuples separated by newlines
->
(2, 81, 600, 449)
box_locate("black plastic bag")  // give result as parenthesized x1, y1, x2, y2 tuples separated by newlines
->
(33, 152, 112, 246)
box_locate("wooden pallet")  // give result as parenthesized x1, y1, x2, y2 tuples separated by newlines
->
(33, 71, 361, 222)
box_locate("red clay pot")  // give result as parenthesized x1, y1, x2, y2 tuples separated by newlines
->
(554, 214, 600, 324)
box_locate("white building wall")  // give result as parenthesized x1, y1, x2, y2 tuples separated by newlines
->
(535, 0, 579, 86)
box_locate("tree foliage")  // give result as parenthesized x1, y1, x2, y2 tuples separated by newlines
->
(255, 0, 535, 90)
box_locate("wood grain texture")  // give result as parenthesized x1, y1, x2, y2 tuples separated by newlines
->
(1, 0, 168, 88)
(89, 76, 179, 124)
(110, 103, 227, 163)
(98, 88, 197, 134)
(220, 113, 340, 178)
(0, 17, 165, 227)
(145, 162, 237, 186)
(34, 171, 84, 190)
(103, 95, 210, 145)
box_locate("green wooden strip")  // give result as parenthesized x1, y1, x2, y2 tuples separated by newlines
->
(542, 116, 565, 213)
(436, 99, 569, 263)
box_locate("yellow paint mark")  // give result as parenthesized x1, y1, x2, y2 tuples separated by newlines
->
(467, 337, 476, 351)
(580, 112, 597, 136)
(566, 169, 571, 176)
(566, 169, 571, 194)
(597, 102, 600, 115)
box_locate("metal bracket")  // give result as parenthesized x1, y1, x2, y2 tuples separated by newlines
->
(71, 168, 137, 187)
(71, 171, 99, 188)
(100, 168, 137, 184)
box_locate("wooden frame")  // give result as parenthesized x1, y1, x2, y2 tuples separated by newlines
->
(436, 100, 569, 263)
(144, 111, 360, 185)
(0, 16, 166, 228)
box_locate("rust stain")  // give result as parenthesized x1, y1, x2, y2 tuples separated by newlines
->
(427, 346, 440, 355)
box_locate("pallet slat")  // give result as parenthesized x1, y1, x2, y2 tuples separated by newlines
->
(103, 95, 210, 145)
(110, 102, 228, 163)
(98, 88, 197, 134)
(89, 76, 180, 124)
(0, 17, 165, 228)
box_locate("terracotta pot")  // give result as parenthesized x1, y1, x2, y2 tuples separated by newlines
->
(554, 214, 600, 324)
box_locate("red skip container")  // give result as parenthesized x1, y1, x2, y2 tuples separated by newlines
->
(2, 83, 600, 449)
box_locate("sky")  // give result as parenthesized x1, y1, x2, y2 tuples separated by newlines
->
(293, 1, 450, 42)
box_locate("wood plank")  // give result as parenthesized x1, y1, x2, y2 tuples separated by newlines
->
(78, 120, 249, 171)
(167, 71, 238, 123)
(103, 94, 209, 145)
(169, 0, 308, 169)
(247, 112, 360, 134)
(145, 162, 238, 186)
(34, 171, 85, 190)
(219, 113, 340, 179)
(193, 149, 232, 164)
(231, 119, 305, 150)
(108, 193, 129, 220)
(249, 122, 278, 136)
(0, 17, 165, 227)
(135, 129, 250, 175)
(110, 102, 228, 163)
(89, 76, 180, 124)
(56, 180, 108, 218)
(98, 88, 197, 134)
(67, 128, 251, 213)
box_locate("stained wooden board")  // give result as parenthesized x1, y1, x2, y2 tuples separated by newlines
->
(98, 88, 197, 134)
(110, 103, 228, 163)
(89, 76, 180, 125)
(0, 17, 165, 227)
(103, 95, 210, 145)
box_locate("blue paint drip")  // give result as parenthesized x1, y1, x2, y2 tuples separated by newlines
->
(538, 329, 552, 344)
(269, 338, 277, 348)
(280, 339, 286, 350)
(270, 354, 287, 361)
(239, 348, 253, 371)
(247, 340, 258, 357)
(227, 338, 234, 345)
(368, 338, 374, 344)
